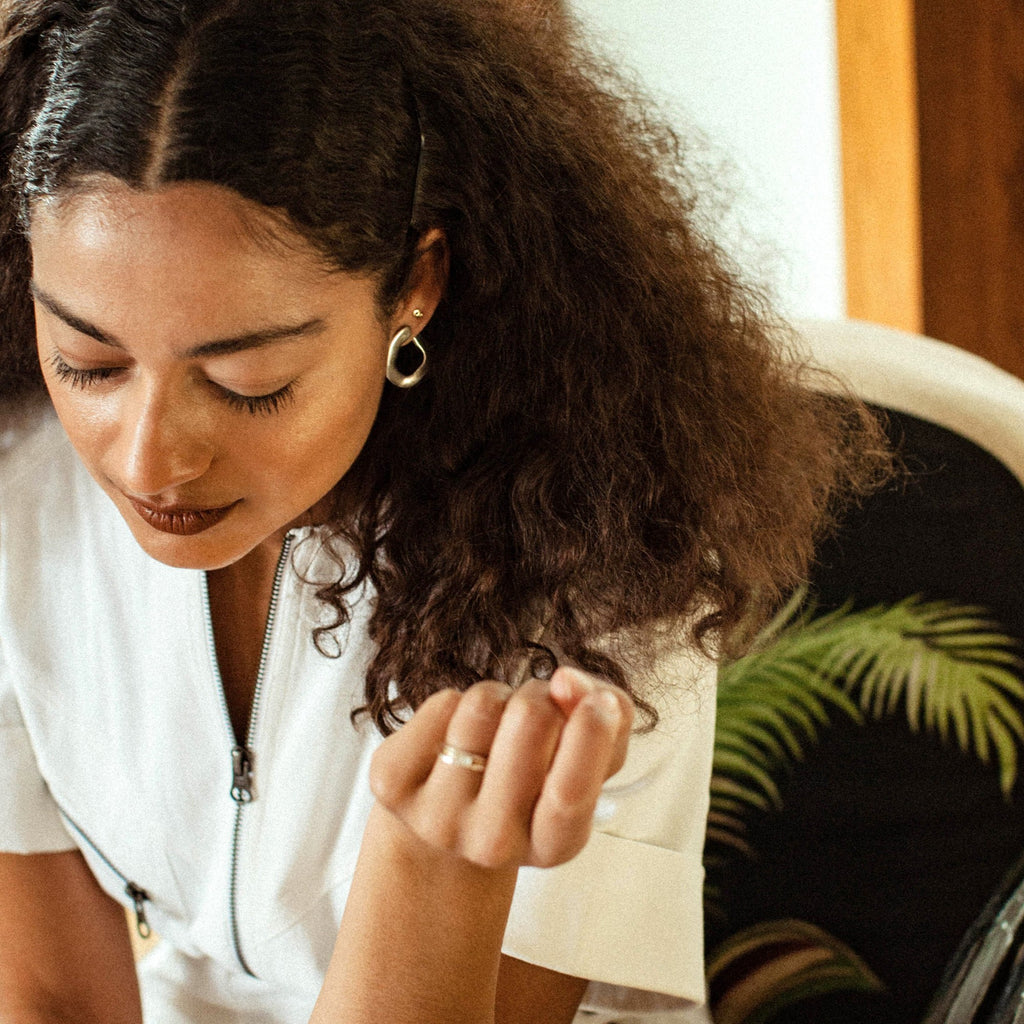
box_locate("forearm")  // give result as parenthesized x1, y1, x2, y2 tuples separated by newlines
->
(312, 672, 631, 1024)
(0, 994, 136, 1024)
(0, 852, 142, 1024)
(310, 802, 518, 1024)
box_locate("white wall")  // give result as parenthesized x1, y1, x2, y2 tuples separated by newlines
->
(569, 0, 845, 320)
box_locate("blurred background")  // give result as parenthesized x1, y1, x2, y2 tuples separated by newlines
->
(560, 5, 1024, 1020)
(571, 0, 1024, 378)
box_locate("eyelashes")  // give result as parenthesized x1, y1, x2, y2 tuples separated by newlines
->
(218, 381, 296, 416)
(47, 351, 297, 417)
(48, 353, 117, 390)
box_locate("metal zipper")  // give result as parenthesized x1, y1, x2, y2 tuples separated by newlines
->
(57, 807, 152, 938)
(201, 531, 294, 979)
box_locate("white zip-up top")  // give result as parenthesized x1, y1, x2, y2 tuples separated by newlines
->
(0, 406, 716, 1023)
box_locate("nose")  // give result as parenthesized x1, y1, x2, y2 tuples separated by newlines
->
(113, 380, 214, 497)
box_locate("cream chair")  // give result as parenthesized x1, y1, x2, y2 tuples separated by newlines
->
(704, 319, 1024, 1024)
(793, 317, 1024, 485)
(753, 315, 1024, 1019)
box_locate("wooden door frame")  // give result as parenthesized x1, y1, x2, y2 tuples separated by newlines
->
(836, 0, 923, 333)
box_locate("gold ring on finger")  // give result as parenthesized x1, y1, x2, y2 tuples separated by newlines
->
(438, 743, 488, 773)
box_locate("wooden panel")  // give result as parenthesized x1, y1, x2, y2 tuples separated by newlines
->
(915, 0, 1024, 377)
(836, 0, 923, 333)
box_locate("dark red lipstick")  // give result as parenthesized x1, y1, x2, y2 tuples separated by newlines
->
(127, 497, 240, 535)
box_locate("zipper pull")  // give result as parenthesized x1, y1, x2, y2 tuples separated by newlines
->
(125, 882, 152, 939)
(231, 745, 255, 803)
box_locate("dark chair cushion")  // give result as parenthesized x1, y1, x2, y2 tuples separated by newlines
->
(707, 409, 1024, 1024)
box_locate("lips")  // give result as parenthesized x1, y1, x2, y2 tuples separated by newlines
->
(126, 496, 240, 536)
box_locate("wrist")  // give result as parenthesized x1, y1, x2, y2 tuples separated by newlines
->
(314, 802, 519, 1023)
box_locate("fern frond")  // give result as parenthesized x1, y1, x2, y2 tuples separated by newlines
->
(707, 919, 884, 1024)
(705, 593, 1024, 942)
(709, 774, 774, 814)
(823, 597, 1024, 795)
(709, 590, 1024, 878)
(724, 593, 1024, 797)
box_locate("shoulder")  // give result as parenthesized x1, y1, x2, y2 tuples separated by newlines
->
(0, 400, 108, 551)
(1, 399, 88, 503)
(0, 399, 74, 486)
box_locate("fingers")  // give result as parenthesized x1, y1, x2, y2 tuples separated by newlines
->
(369, 687, 461, 808)
(469, 678, 565, 865)
(548, 667, 633, 778)
(529, 687, 626, 866)
(423, 682, 513, 824)
(436, 682, 512, 781)
(370, 671, 636, 872)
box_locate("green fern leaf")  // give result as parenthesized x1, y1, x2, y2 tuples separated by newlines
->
(709, 775, 773, 814)
(709, 590, 1024, 895)
(707, 919, 884, 1024)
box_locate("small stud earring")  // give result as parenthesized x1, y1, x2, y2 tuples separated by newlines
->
(412, 308, 424, 318)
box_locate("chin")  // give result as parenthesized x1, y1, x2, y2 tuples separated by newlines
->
(123, 519, 254, 572)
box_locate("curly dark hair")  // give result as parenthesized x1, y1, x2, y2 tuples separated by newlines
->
(0, 0, 887, 731)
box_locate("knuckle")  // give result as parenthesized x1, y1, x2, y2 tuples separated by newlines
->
(368, 742, 403, 808)
(464, 829, 522, 871)
(456, 682, 511, 725)
(515, 676, 555, 703)
(422, 687, 462, 717)
(580, 687, 633, 741)
(591, 683, 633, 719)
(505, 685, 560, 728)
(542, 785, 594, 835)
(617, 690, 636, 730)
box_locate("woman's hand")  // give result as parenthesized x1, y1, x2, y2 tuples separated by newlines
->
(369, 667, 634, 870)
(316, 668, 633, 1024)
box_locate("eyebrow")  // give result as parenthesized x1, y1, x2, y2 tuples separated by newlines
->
(29, 282, 327, 357)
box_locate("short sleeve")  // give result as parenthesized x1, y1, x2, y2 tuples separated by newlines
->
(0, 640, 75, 853)
(502, 642, 716, 1007)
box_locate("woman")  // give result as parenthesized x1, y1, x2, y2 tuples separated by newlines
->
(0, 1, 883, 1021)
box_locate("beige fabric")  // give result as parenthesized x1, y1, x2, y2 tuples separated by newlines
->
(793, 317, 1024, 487)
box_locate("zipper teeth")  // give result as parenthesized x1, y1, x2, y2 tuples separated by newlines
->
(245, 532, 294, 747)
(228, 807, 255, 977)
(200, 576, 233, 745)
(201, 531, 295, 979)
(201, 533, 294, 747)
(58, 810, 128, 884)
(58, 807, 151, 937)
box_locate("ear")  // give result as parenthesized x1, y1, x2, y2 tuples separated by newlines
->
(393, 228, 448, 333)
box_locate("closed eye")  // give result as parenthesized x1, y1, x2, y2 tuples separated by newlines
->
(217, 381, 297, 416)
(48, 352, 120, 389)
(48, 350, 298, 417)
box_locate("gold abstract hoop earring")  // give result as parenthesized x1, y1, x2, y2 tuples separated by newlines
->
(386, 326, 428, 388)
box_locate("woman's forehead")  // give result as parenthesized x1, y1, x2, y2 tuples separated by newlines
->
(31, 176, 316, 259)
(29, 179, 379, 343)
(28, 177, 356, 310)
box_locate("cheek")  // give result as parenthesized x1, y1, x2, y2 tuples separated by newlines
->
(46, 391, 109, 468)
(287, 381, 384, 481)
